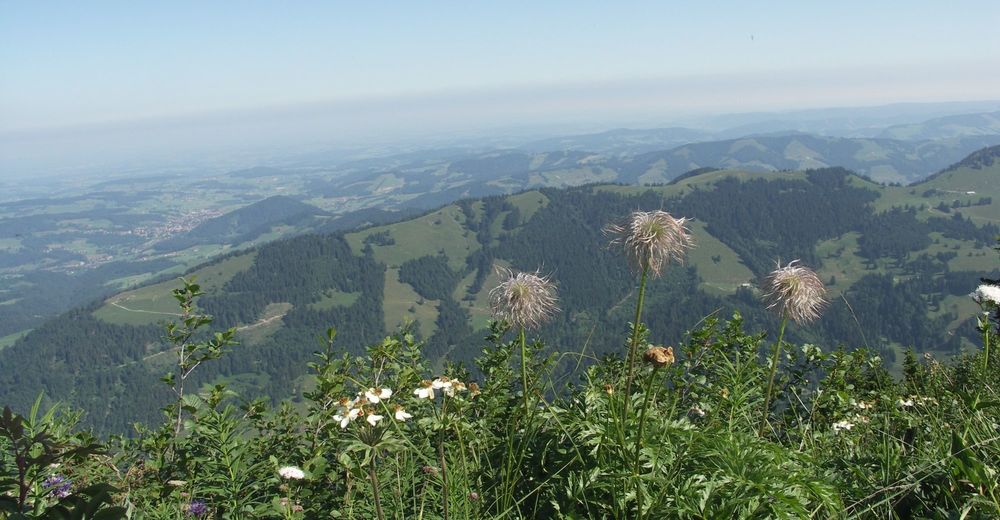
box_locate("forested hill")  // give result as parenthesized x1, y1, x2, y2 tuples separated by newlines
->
(1, 158, 998, 434)
(153, 195, 327, 251)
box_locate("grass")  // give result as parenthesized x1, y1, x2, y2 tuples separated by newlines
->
(0, 329, 31, 350)
(346, 205, 479, 271)
(453, 259, 509, 331)
(237, 302, 293, 346)
(383, 268, 438, 336)
(686, 221, 754, 294)
(308, 290, 362, 311)
(92, 252, 256, 325)
(507, 190, 549, 222)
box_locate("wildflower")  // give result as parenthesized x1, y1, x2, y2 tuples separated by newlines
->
(488, 268, 559, 329)
(364, 387, 393, 404)
(167, 479, 188, 487)
(762, 260, 827, 324)
(394, 405, 413, 422)
(469, 491, 480, 502)
(468, 382, 481, 397)
(422, 465, 438, 476)
(643, 345, 675, 368)
(855, 401, 873, 410)
(605, 210, 694, 277)
(688, 406, 706, 419)
(897, 398, 914, 408)
(42, 474, 72, 499)
(832, 420, 854, 433)
(414, 380, 436, 400)
(334, 406, 361, 429)
(432, 377, 453, 390)
(971, 284, 1000, 306)
(603, 384, 614, 395)
(366, 413, 384, 427)
(278, 466, 305, 480)
(186, 500, 209, 517)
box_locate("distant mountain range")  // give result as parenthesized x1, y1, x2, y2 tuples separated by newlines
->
(3, 145, 998, 433)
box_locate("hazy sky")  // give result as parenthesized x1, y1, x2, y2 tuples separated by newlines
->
(2, 1, 1000, 175)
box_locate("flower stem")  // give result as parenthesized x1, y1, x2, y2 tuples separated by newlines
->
(368, 460, 386, 520)
(759, 315, 788, 437)
(624, 265, 650, 414)
(983, 325, 991, 375)
(633, 366, 661, 520)
(519, 327, 531, 419)
(438, 436, 450, 520)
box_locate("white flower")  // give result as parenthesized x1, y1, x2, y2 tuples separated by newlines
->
(334, 407, 361, 429)
(855, 401, 873, 410)
(971, 284, 1000, 306)
(366, 413, 384, 427)
(365, 387, 393, 404)
(278, 466, 305, 480)
(414, 380, 435, 400)
(897, 398, 914, 408)
(431, 377, 453, 390)
(394, 405, 413, 422)
(832, 420, 854, 433)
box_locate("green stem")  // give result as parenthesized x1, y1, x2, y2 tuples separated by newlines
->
(520, 327, 531, 420)
(368, 460, 386, 520)
(438, 436, 450, 520)
(759, 316, 788, 437)
(983, 325, 991, 376)
(624, 266, 650, 413)
(633, 366, 661, 520)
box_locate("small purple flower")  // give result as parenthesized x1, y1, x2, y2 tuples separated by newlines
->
(186, 500, 209, 516)
(42, 474, 72, 499)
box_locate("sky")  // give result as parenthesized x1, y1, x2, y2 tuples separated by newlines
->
(2, 1, 1000, 176)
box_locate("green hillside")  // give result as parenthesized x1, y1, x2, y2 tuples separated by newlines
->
(1, 152, 999, 433)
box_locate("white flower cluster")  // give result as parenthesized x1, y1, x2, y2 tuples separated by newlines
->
(413, 376, 474, 400)
(278, 465, 305, 480)
(897, 395, 936, 408)
(971, 284, 1000, 307)
(832, 420, 854, 433)
(334, 387, 412, 429)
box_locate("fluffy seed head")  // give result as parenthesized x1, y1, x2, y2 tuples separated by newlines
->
(605, 210, 694, 277)
(488, 268, 559, 329)
(763, 260, 827, 324)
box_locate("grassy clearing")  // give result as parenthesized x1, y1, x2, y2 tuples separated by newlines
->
(383, 268, 438, 335)
(686, 221, 754, 294)
(0, 329, 31, 350)
(237, 302, 293, 346)
(873, 165, 1000, 225)
(814, 232, 878, 296)
(507, 191, 549, 222)
(453, 259, 509, 330)
(92, 252, 256, 325)
(308, 290, 361, 311)
(346, 205, 479, 271)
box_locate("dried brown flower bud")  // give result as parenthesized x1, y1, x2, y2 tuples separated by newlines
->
(606, 210, 694, 277)
(642, 345, 675, 368)
(603, 384, 614, 395)
(763, 260, 827, 324)
(489, 268, 559, 329)
(467, 382, 481, 397)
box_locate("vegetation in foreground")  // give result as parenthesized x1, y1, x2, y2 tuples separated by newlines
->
(2, 212, 999, 519)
